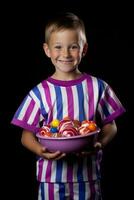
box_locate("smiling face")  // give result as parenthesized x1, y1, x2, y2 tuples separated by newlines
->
(43, 29, 88, 79)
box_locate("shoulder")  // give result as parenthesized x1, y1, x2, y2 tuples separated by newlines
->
(85, 73, 108, 87)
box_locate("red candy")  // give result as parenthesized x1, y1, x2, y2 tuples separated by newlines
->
(39, 118, 98, 138)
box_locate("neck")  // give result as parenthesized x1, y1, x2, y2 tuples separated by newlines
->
(51, 70, 82, 81)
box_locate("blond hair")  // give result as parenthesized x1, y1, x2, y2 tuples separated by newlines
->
(45, 12, 87, 44)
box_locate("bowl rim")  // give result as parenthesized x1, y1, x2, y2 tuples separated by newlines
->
(36, 128, 101, 140)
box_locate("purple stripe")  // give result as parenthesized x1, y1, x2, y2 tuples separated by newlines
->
(86, 76, 94, 120)
(37, 158, 44, 181)
(23, 99, 35, 121)
(45, 160, 52, 182)
(99, 98, 105, 107)
(66, 87, 74, 118)
(67, 164, 73, 182)
(47, 73, 88, 86)
(103, 107, 126, 124)
(42, 81, 53, 123)
(69, 183, 74, 199)
(48, 183, 54, 200)
(31, 109, 40, 126)
(11, 118, 39, 133)
(87, 157, 96, 198)
(106, 93, 121, 110)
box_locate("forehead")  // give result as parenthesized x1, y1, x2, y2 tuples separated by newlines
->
(49, 29, 82, 43)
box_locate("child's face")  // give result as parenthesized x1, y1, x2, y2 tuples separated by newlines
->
(43, 29, 87, 74)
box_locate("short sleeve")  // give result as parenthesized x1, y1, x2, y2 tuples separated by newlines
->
(11, 93, 41, 133)
(97, 80, 126, 125)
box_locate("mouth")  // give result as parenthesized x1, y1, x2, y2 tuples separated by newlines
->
(58, 60, 73, 64)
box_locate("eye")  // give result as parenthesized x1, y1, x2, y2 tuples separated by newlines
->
(54, 46, 62, 49)
(70, 45, 79, 49)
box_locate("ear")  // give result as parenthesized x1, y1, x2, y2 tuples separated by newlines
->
(82, 43, 88, 57)
(43, 43, 51, 58)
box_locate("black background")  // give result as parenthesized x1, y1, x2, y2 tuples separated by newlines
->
(1, 1, 132, 199)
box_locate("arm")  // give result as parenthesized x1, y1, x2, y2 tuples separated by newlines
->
(79, 120, 117, 156)
(94, 120, 117, 149)
(21, 129, 65, 160)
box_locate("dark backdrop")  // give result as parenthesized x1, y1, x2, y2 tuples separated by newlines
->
(1, 1, 132, 199)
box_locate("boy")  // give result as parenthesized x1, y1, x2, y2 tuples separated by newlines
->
(11, 12, 125, 199)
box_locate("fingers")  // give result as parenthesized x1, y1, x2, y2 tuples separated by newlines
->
(94, 142, 102, 150)
(42, 150, 66, 160)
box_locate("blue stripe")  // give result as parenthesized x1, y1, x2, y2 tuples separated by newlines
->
(77, 161, 83, 182)
(76, 84, 85, 121)
(41, 182, 45, 200)
(56, 160, 63, 182)
(59, 183, 65, 200)
(54, 86, 63, 120)
(97, 78, 105, 100)
(32, 86, 48, 117)
(79, 182, 85, 200)
(102, 103, 110, 117)
(14, 95, 29, 118)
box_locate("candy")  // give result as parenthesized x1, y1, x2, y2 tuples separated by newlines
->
(59, 119, 73, 132)
(51, 119, 60, 127)
(39, 118, 98, 138)
(88, 121, 97, 131)
(50, 127, 58, 133)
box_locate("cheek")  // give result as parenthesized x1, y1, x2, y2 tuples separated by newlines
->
(73, 51, 82, 59)
(50, 51, 59, 58)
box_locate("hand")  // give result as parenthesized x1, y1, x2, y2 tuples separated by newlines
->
(76, 142, 102, 157)
(39, 146, 66, 160)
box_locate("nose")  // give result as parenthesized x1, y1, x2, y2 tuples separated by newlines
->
(62, 48, 70, 57)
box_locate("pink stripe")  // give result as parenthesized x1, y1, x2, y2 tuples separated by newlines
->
(69, 183, 74, 199)
(87, 157, 96, 198)
(45, 160, 52, 182)
(31, 109, 40, 126)
(23, 99, 35, 121)
(86, 76, 94, 120)
(48, 183, 54, 200)
(37, 158, 44, 181)
(42, 81, 53, 123)
(105, 89, 121, 110)
(67, 163, 73, 182)
(66, 87, 74, 119)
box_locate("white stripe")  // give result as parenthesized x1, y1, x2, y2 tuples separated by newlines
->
(27, 103, 39, 125)
(82, 157, 89, 181)
(65, 183, 69, 198)
(41, 160, 48, 181)
(48, 82, 57, 119)
(61, 87, 68, 117)
(104, 98, 114, 113)
(97, 104, 104, 120)
(54, 184, 60, 200)
(37, 83, 49, 113)
(71, 86, 79, 119)
(18, 96, 31, 120)
(61, 161, 67, 182)
(73, 161, 78, 182)
(45, 183, 48, 199)
(92, 76, 99, 120)
(82, 80, 89, 120)
(85, 182, 91, 199)
(30, 90, 40, 107)
(98, 98, 114, 121)
(92, 155, 97, 180)
(73, 183, 79, 200)
(50, 161, 57, 182)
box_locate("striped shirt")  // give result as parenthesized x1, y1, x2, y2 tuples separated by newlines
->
(11, 73, 125, 183)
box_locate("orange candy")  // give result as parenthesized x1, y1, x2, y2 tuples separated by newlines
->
(88, 121, 97, 131)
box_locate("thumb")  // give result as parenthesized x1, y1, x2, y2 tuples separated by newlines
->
(94, 142, 102, 150)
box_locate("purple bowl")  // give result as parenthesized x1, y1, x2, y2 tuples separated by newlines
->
(36, 128, 101, 153)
